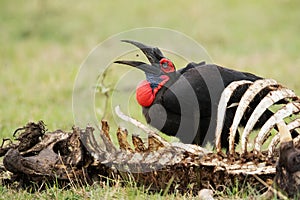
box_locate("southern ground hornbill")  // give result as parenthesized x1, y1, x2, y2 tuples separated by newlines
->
(115, 40, 278, 148)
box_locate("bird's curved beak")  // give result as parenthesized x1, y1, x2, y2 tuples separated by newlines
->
(120, 40, 164, 65)
(114, 40, 165, 75)
(114, 60, 161, 75)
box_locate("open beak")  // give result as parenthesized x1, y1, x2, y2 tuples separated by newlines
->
(114, 60, 161, 75)
(120, 40, 164, 65)
(114, 40, 166, 75)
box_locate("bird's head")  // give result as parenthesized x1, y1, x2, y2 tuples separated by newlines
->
(114, 40, 176, 78)
(115, 40, 177, 107)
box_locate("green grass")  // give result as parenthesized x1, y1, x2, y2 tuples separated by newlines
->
(1, 0, 300, 199)
(0, 183, 194, 200)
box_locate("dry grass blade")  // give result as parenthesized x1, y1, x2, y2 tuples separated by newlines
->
(253, 174, 289, 200)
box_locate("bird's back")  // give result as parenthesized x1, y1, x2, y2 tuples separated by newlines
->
(144, 63, 263, 146)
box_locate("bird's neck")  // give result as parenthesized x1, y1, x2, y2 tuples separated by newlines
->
(136, 74, 171, 107)
(145, 74, 164, 89)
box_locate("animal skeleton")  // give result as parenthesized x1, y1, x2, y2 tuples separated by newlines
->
(1, 79, 300, 197)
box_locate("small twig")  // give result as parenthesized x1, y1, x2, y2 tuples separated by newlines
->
(57, 152, 76, 189)
(96, 67, 114, 119)
(114, 105, 170, 147)
(13, 127, 25, 138)
(163, 175, 175, 196)
(0, 138, 12, 148)
(253, 174, 288, 200)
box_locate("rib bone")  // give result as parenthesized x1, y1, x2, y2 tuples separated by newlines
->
(228, 79, 278, 154)
(254, 102, 300, 153)
(215, 80, 252, 152)
(241, 87, 296, 154)
(268, 119, 300, 157)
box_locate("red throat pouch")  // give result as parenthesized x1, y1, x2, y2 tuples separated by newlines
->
(136, 80, 155, 107)
(136, 76, 170, 107)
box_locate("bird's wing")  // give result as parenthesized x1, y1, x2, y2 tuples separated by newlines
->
(161, 66, 212, 118)
(161, 64, 262, 117)
(176, 61, 206, 74)
(215, 65, 262, 85)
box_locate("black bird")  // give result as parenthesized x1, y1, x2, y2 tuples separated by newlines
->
(115, 40, 274, 148)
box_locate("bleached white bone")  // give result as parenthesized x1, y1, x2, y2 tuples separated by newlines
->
(228, 79, 278, 154)
(254, 102, 300, 153)
(268, 118, 300, 157)
(241, 88, 296, 154)
(115, 105, 171, 147)
(215, 80, 252, 152)
(278, 120, 293, 143)
(287, 118, 300, 131)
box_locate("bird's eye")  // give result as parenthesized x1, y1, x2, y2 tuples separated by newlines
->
(162, 62, 168, 68)
(159, 58, 175, 73)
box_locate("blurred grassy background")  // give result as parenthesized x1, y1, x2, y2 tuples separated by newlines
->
(1, 0, 299, 136)
(0, 0, 299, 198)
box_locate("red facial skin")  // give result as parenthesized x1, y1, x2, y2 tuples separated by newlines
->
(136, 58, 175, 107)
(159, 58, 175, 73)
